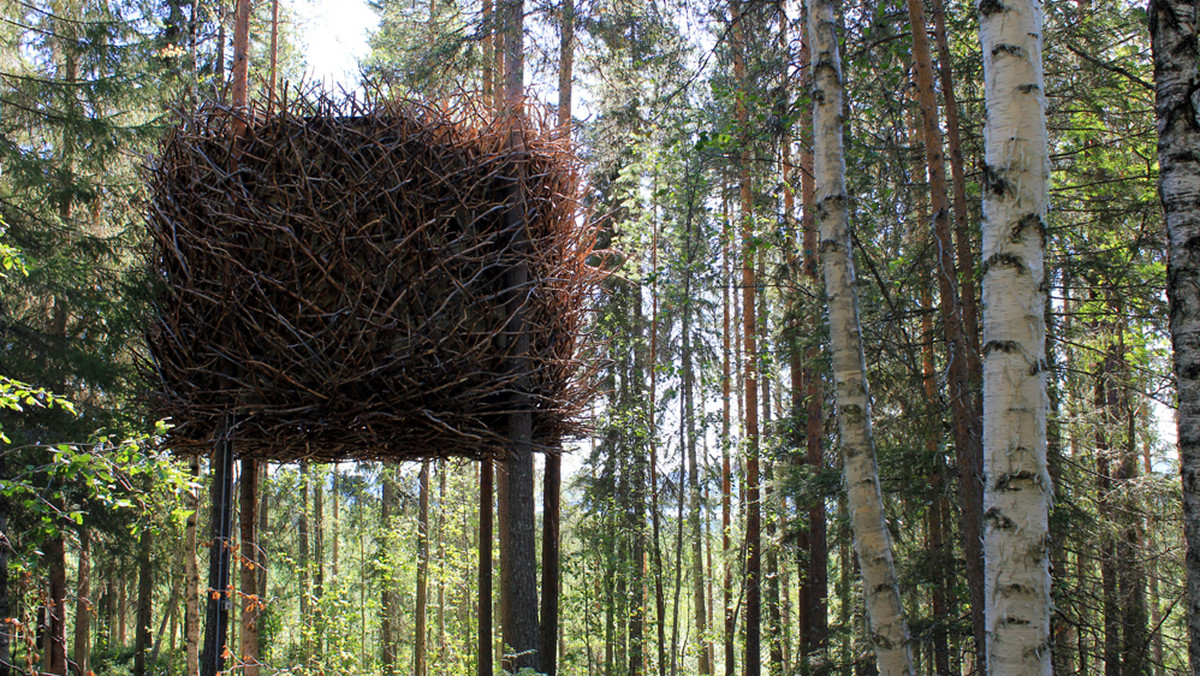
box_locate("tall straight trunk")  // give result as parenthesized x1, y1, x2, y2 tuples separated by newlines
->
(477, 4, 496, 671)
(765, 460, 783, 676)
(72, 529, 90, 676)
(627, 287, 647, 676)
(1098, 353, 1121, 676)
(721, 188, 735, 676)
(478, 460, 493, 676)
(133, 522, 153, 675)
(415, 463, 430, 676)
(185, 455, 200, 676)
(1046, 290, 1073, 676)
(977, 0, 1052, 669)
(239, 459, 260, 676)
(1150, 0, 1200, 669)
(732, 4, 761, 673)
(649, 206, 666, 676)
(381, 465, 398, 673)
(929, 0, 979, 361)
(200, 423, 234, 676)
(542, 447, 562, 676)
(540, 6, 571, 671)
(802, 108, 830, 676)
(497, 0, 540, 669)
(1144, 442, 1164, 676)
(912, 113, 952, 676)
(46, 533, 68, 675)
(904, 1, 986, 667)
(257, 464, 269, 607)
(299, 461, 310, 648)
(684, 207, 710, 676)
(796, 9, 828, 665)
(759, 254, 781, 676)
(1117, 388, 1149, 676)
(806, 1, 913, 673)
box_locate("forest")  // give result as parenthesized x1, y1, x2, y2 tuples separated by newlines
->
(1, 0, 1198, 673)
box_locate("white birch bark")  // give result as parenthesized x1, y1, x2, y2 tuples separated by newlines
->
(806, 2, 913, 673)
(978, 0, 1052, 672)
(1149, 0, 1200, 669)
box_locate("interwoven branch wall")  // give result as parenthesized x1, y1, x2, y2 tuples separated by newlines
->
(146, 93, 599, 462)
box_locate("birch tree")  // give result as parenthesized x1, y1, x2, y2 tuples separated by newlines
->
(978, 0, 1052, 671)
(1150, 0, 1200, 669)
(805, 0, 913, 672)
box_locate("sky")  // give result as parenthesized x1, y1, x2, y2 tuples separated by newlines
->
(292, 0, 379, 88)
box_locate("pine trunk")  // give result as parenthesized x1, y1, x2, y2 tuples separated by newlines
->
(72, 529, 90, 676)
(415, 463, 430, 676)
(542, 13, 569, 657)
(46, 533, 68, 675)
(381, 466, 398, 674)
(478, 461, 493, 676)
(806, 0, 913, 672)
(721, 188, 735, 676)
(904, 1, 986, 667)
(133, 524, 152, 676)
(978, 0, 1052, 670)
(542, 449, 562, 676)
(684, 209, 710, 675)
(797, 11, 829, 664)
(497, 0, 540, 668)
(1150, 0, 1200, 669)
(930, 0, 980, 361)
(239, 459, 260, 676)
(732, 5, 761, 673)
(649, 208, 666, 676)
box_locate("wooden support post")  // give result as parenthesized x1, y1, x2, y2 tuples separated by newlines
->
(201, 417, 235, 676)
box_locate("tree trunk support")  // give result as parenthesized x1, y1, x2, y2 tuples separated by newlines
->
(200, 417, 235, 676)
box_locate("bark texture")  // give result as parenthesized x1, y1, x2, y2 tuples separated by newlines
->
(806, 1, 913, 673)
(72, 529, 90, 676)
(498, 0, 540, 667)
(239, 458, 260, 676)
(46, 534, 67, 675)
(1150, 0, 1200, 670)
(415, 463, 430, 676)
(478, 461, 493, 676)
(731, 5, 761, 674)
(134, 526, 153, 676)
(201, 424, 235, 676)
(978, 0, 1052, 671)
(905, 0, 986, 666)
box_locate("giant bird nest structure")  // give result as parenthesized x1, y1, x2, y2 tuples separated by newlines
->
(145, 92, 600, 462)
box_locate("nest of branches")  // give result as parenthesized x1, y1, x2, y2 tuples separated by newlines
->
(145, 91, 600, 462)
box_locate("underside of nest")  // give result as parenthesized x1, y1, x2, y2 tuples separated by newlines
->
(145, 91, 599, 463)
